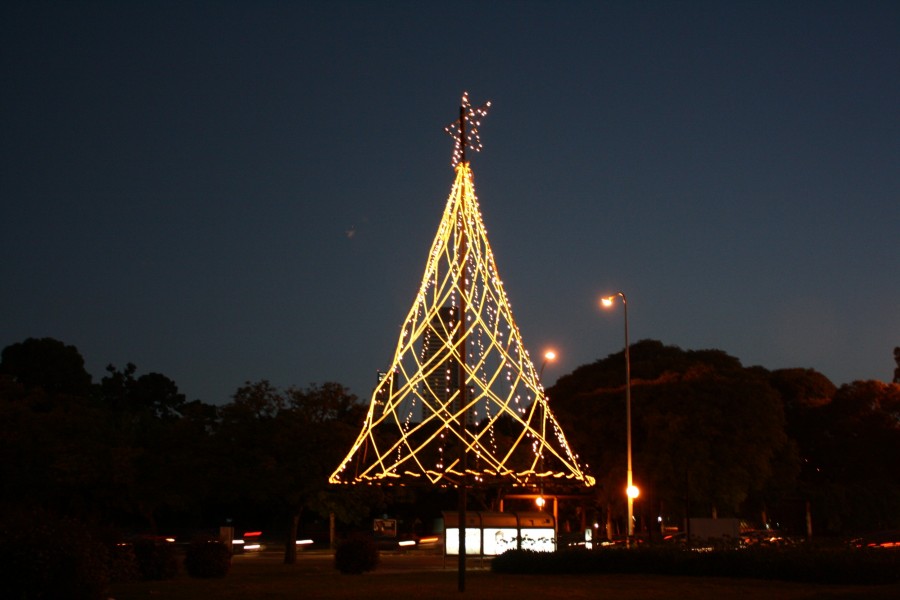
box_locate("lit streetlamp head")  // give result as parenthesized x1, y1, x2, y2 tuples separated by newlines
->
(627, 485, 640, 499)
(601, 292, 626, 309)
(539, 349, 557, 378)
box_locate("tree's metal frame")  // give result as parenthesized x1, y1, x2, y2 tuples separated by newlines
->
(329, 95, 593, 492)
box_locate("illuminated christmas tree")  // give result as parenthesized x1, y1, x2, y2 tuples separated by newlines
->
(330, 93, 594, 490)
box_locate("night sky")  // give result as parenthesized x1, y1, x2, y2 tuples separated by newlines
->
(3, 1, 898, 405)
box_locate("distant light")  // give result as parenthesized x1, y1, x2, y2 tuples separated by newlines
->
(544, 350, 556, 361)
(627, 485, 640, 499)
(244, 531, 262, 538)
(244, 544, 261, 550)
(536, 496, 546, 508)
(398, 540, 416, 547)
(296, 539, 313, 546)
(418, 536, 439, 544)
(601, 296, 615, 308)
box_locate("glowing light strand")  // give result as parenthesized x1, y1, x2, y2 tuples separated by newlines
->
(330, 102, 593, 489)
(444, 91, 491, 167)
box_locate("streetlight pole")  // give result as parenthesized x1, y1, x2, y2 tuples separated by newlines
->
(536, 350, 556, 511)
(602, 293, 636, 548)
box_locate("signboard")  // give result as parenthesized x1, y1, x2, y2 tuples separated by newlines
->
(373, 519, 397, 538)
(519, 528, 555, 552)
(482, 527, 518, 555)
(444, 527, 483, 555)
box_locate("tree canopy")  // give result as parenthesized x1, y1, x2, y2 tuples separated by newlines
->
(2, 336, 898, 548)
(548, 339, 900, 536)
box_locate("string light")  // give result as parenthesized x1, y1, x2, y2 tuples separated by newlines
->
(329, 100, 594, 489)
(444, 92, 492, 167)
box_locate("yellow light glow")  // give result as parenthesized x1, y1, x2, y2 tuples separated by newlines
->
(328, 147, 594, 489)
(627, 485, 640, 499)
(601, 296, 615, 308)
(535, 496, 546, 508)
(544, 350, 556, 361)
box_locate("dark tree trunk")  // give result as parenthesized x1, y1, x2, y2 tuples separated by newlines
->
(284, 510, 301, 564)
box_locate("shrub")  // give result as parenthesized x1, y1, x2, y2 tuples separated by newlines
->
(334, 533, 380, 574)
(132, 538, 179, 580)
(184, 539, 232, 578)
(0, 510, 110, 600)
(491, 545, 900, 585)
(107, 542, 140, 582)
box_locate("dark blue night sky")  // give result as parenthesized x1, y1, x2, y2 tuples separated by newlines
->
(3, 1, 898, 404)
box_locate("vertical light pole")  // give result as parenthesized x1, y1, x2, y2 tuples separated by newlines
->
(456, 102, 468, 593)
(601, 293, 637, 547)
(536, 349, 556, 509)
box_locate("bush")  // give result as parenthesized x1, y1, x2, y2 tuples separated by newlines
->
(0, 510, 110, 600)
(132, 538, 179, 580)
(107, 542, 140, 582)
(184, 539, 232, 578)
(491, 545, 900, 585)
(334, 533, 380, 574)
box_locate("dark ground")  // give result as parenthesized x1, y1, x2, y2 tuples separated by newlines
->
(108, 548, 900, 600)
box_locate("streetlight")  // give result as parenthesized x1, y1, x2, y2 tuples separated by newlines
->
(601, 292, 635, 548)
(539, 349, 557, 378)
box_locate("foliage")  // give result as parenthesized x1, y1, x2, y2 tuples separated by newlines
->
(894, 346, 899, 384)
(334, 533, 380, 574)
(0, 337, 93, 397)
(132, 539, 179, 580)
(551, 340, 791, 527)
(107, 541, 141, 582)
(793, 379, 900, 533)
(0, 510, 110, 600)
(101, 362, 190, 421)
(212, 380, 367, 563)
(2, 334, 897, 558)
(491, 546, 900, 585)
(549, 339, 900, 535)
(184, 539, 232, 578)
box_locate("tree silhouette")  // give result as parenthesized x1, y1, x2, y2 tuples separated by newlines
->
(0, 337, 92, 397)
(550, 340, 792, 533)
(893, 346, 899, 383)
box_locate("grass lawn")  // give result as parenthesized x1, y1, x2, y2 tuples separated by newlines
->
(108, 550, 900, 600)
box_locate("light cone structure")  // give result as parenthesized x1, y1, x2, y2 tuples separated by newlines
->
(330, 160, 594, 489)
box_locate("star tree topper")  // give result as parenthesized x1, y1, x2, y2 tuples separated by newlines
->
(444, 92, 491, 167)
